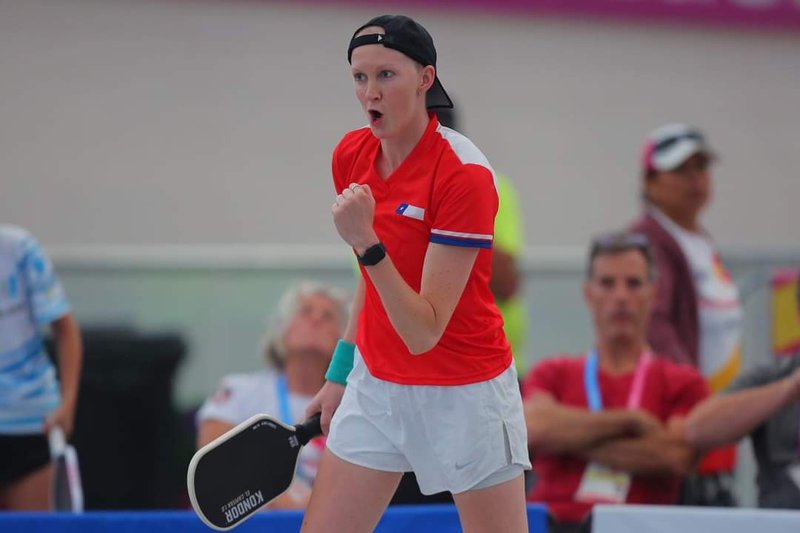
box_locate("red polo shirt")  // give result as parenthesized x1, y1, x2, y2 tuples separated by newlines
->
(332, 115, 511, 385)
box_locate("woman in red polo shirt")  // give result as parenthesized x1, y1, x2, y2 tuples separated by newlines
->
(301, 14, 530, 533)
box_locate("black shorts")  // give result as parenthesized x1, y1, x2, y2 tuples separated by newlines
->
(0, 433, 51, 486)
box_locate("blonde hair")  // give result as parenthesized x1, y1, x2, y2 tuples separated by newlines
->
(261, 281, 349, 370)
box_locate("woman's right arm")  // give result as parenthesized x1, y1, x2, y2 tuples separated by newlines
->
(304, 276, 365, 434)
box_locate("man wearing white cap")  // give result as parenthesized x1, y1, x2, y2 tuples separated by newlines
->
(631, 123, 741, 506)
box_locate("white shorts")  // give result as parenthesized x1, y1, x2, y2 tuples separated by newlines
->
(326, 349, 531, 495)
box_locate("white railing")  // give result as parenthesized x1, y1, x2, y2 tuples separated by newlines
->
(48, 244, 800, 273)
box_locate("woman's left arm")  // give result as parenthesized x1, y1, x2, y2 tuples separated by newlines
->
(364, 243, 478, 354)
(334, 182, 482, 354)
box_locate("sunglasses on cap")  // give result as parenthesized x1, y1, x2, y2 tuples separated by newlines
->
(653, 131, 705, 153)
(590, 232, 651, 252)
(588, 232, 655, 279)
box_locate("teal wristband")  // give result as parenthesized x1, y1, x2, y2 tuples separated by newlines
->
(325, 339, 355, 386)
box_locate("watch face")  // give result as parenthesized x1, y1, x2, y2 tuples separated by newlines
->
(359, 243, 386, 266)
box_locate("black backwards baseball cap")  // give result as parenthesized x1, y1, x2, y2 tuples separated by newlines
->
(347, 15, 454, 110)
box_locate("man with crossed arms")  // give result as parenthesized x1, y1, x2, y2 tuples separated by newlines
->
(522, 232, 709, 533)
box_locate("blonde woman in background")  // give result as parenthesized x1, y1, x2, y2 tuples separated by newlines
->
(196, 281, 348, 510)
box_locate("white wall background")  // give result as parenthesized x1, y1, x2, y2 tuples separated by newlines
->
(2, 0, 799, 249)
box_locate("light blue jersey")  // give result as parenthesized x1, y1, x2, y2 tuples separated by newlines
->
(0, 225, 69, 434)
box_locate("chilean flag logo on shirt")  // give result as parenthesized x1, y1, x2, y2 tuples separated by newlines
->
(396, 203, 425, 221)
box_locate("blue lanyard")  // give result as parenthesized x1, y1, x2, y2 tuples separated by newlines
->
(584, 349, 651, 413)
(276, 374, 292, 424)
(584, 350, 604, 412)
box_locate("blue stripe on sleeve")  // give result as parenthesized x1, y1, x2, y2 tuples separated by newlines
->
(429, 235, 493, 248)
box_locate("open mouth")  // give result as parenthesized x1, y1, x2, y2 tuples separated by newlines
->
(611, 311, 633, 322)
(369, 110, 383, 124)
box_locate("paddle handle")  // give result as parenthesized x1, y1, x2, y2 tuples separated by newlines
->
(294, 413, 322, 445)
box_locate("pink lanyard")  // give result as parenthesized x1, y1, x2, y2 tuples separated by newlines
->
(584, 350, 652, 411)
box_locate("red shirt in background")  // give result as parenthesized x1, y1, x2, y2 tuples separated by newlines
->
(522, 354, 709, 523)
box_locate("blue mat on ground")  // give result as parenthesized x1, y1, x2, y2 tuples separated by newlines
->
(0, 504, 548, 532)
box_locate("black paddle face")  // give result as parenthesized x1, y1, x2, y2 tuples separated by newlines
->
(191, 416, 301, 529)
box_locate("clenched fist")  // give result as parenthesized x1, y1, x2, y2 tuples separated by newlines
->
(333, 183, 380, 253)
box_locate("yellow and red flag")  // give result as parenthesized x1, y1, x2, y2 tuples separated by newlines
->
(772, 270, 800, 356)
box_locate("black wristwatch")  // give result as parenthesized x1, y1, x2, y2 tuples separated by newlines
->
(357, 242, 386, 266)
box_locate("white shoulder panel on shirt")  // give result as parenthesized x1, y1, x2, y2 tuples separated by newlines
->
(435, 125, 498, 189)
